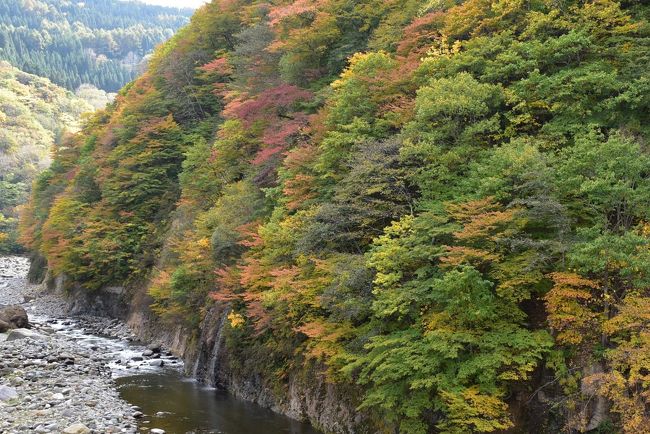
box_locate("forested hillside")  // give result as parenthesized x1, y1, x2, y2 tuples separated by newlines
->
(0, 0, 192, 92)
(0, 61, 92, 253)
(22, 0, 650, 432)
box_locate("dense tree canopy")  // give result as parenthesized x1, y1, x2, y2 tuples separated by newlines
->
(22, 0, 650, 432)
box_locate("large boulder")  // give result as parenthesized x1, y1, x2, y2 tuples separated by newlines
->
(0, 305, 28, 329)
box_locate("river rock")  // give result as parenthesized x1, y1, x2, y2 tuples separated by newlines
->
(58, 353, 75, 362)
(6, 328, 47, 341)
(0, 385, 18, 401)
(63, 423, 92, 434)
(151, 429, 166, 434)
(0, 305, 29, 329)
(147, 343, 161, 353)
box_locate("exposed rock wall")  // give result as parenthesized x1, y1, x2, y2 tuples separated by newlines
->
(188, 303, 372, 434)
(44, 271, 130, 320)
(26, 253, 47, 284)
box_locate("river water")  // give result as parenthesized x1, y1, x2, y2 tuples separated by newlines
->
(116, 371, 319, 434)
(47, 316, 321, 434)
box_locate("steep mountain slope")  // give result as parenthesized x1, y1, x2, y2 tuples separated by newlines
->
(0, 0, 192, 92)
(0, 61, 92, 253)
(22, 1, 650, 433)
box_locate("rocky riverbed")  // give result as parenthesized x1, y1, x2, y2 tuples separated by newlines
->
(0, 257, 176, 434)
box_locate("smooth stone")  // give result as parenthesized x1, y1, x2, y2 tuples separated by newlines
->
(63, 423, 92, 434)
(6, 328, 47, 341)
(0, 385, 18, 401)
(150, 429, 166, 434)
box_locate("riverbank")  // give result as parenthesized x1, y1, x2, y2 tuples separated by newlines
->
(0, 257, 137, 434)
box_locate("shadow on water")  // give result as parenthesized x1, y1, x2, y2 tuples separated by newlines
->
(115, 370, 321, 434)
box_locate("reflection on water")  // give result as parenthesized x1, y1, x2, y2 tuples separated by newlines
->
(116, 370, 321, 434)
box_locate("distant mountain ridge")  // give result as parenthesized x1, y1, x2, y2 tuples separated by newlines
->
(0, 0, 192, 92)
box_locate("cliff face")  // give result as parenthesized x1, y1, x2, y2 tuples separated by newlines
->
(191, 303, 371, 433)
(21, 1, 650, 433)
(147, 309, 372, 433)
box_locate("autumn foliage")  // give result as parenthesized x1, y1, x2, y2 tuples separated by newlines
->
(21, 0, 650, 432)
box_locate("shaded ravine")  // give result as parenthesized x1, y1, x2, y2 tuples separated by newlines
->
(1, 256, 320, 434)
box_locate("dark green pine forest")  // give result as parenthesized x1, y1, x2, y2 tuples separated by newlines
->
(21, 0, 650, 433)
(0, 0, 192, 92)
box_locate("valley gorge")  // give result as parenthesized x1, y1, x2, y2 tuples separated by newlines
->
(7, 0, 650, 433)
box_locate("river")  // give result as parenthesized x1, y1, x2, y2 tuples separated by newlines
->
(57, 316, 321, 434)
(116, 371, 318, 434)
